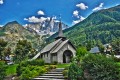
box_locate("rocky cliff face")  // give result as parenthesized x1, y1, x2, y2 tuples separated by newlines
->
(25, 17, 69, 36)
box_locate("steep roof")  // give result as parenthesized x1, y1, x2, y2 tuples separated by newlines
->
(89, 46, 100, 53)
(40, 38, 62, 53)
(51, 39, 69, 53)
(41, 38, 76, 54)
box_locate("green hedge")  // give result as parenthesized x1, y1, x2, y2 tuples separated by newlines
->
(19, 66, 47, 80)
(16, 59, 57, 80)
(81, 54, 120, 80)
(68, 63, 83, 80)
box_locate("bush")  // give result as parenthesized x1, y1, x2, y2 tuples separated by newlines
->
(81, 54, 120, 80)
(63, 70, 68, 79)
(52, 61, 58, 65)
(49, 65, 57, 69)
(0, 61, 6, 80)
(28, 59, 45, 66)
(68, 62, 83, 80)
(16, 59, 46, 79)
(20, 66, 47, 80)
(17, 59, 44, 69)
(114, 57, 120, 62)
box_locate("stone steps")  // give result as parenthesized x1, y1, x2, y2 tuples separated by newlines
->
(33, 68, 65, 80)
(47, 72, 63, 74)
(33, 78, 65, 80)
(43, 74, 63, 76)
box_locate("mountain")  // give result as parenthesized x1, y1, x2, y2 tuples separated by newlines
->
(24, 17, 69, 36)
(48, 5, 120, 48)
(0, 21, 44, 51)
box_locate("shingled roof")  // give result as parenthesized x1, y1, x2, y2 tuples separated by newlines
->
(40, 38, 62, 53)
(41, 38, 76, 54)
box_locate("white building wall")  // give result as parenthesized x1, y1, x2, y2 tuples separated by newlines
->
(57, 43, 76, 63)
(51, 54, 57, 62)
(42, 53, 51, 63)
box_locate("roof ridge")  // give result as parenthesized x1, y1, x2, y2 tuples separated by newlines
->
(50, 39, 63, 53)
(40, 38, 62, 53)
(51, 39, 69, 53)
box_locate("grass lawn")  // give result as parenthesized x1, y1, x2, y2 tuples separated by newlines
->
(6, 64, 18, 76)
(57, 63, 70, 68)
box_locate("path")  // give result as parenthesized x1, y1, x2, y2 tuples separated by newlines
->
(33, 68, 66, 80)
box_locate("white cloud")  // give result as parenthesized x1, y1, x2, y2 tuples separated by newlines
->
(80, 16, 85, 21)
(0, 0, 3, 4)
(24, 16, 47, 23)
(93, 3, 104, 11)
(76, 3, 88, 10)
(24, 18, 28, 20)
(52, 16, 57, 19)
(72, 16, 85, 25)
(116, 4, 119, 6)
(37, 10, 45, 15)
(47, 17, 50, 21)
(0, 25, 3, 27)
(73, 10, 79, 17)
(54, 20, 60, 23)
(23, 24, 28, 27)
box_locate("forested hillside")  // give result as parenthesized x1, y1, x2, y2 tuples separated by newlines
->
(48, 5, 120, 48)
(0, 21, 44, 51)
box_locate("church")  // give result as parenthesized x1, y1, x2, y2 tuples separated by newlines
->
(33, 22, 76, 63)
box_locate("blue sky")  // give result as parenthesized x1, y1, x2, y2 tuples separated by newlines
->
(0, 0, 120, 26)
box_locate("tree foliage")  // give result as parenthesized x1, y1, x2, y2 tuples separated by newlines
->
(0, 39, 8, 60)
(68, 47, 88, 80)
(68, 62, 83, 80)
(81, 54, 120, 80)
(0, 62, 6, 80)
(14, 40, 33, 63)
(111, 38, 120, 55)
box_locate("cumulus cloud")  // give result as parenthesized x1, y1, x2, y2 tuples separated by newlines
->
(23, 24, 28, 27)
(24, 18, 28, 21)
(93, 3, 104, 11)
(72, 16, 85, 25)
(76, 3, 88, 10)
(47, 17, 50, 21)
(24, 16, 47, 23)
(52, 16, 57, 19)
(0, 0, 3, 4)
(0, 25, 3, 27)
(37, 10, 45, 15)
(73, 10, 79, 18)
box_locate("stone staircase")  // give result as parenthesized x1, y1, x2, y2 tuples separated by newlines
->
(33, 68, 66, 80)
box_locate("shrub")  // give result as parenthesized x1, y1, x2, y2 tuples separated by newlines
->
(16, 59, 46, 79)
(114, 57, 120, 62)
(68, 62, 83, 80)
(64, 66, 69, 70)
(0, 61, 6, 80)
(19, 66, 47, 80)
(49, 65, 57, 69)
(52, 61, 58, 65)
(28, 59, 45, 66)
(81, 54, 120, 80)
(63, 70, 68, 79)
